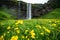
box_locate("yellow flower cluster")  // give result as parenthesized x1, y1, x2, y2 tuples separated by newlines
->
(10, 36, 18, 40)
(30, 30, 35, 39)
(15, 20, 23, 25)
(43, 27, 50, 33)
(7, 26, 11, 30)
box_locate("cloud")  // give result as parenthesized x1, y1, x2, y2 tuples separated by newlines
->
(20, 0, 49, 4)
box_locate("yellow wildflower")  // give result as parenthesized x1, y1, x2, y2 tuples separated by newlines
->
(49, 20, 52, 22)
(30, 30, 35, 36)
(10, 36, 18, 40)
(30, 30, 34, 33)
(40, 32, 44, 35)
(43, 27, 50, 33)
(26, 36, 28, 38)
(14, 27, 19, 30)
(31, 33, 35, 36)
(25, 30, 28, 33)
(28, 38, 30, 40)
(15, 20, 23, 25)
(31, 35, 35, 39)
(45, 29, 50, 33)
(22, 36, 25, 38)
(1, 35, 4, 38)
(51, 23, 57, 27)
(16, 29, 20, 34)
(7, 26, 11, 30)
(7, 31, 10, 33)
(3, 33, 6, 36)
(30, 30, 35, 39)
(14, 27, 20, 34)
(35, 25, 41, 29)
(0, 35, 4, 40)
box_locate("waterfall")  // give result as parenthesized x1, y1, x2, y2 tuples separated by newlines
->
(27, 3, 31, 19)
(17, 1, 32, 19)
(17, 1, 21, 19)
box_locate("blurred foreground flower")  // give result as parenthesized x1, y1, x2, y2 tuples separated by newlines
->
(30, 30, 35, 39)
(0, 35, 4, 40)
(10, 36, 18, 40)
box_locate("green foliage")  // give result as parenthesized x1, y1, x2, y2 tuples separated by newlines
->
(0, 19, 60, 40)
(48, 0, 60, 8)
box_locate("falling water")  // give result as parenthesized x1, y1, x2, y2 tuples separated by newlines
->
(17, 1, 32, 19)
(17, 1, 21, 19)
(27, 3, 31, 19)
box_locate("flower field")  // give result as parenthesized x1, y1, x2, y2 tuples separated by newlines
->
(0, 19, 60, 40)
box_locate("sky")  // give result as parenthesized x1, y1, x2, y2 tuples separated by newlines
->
(19, 0, 49, 4)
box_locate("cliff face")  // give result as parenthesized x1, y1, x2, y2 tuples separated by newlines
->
(0, 1, 17, 8)
(20, 0, 60, 17)
(0, 0, 60, 19)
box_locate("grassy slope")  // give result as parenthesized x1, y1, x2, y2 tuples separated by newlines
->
(40, 8, 60, 19)
(0, 8, 16, 20)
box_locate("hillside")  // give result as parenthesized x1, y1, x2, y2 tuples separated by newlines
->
(40, 8, 60, 19)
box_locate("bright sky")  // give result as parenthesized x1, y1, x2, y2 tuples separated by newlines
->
(19, 0, 49, 4)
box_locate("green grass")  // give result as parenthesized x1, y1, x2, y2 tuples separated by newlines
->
(0, 19, 60, 40)
(0, 11, 13, 20)
(40, 8, 60, 19)
(0, 8, 17, 20)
